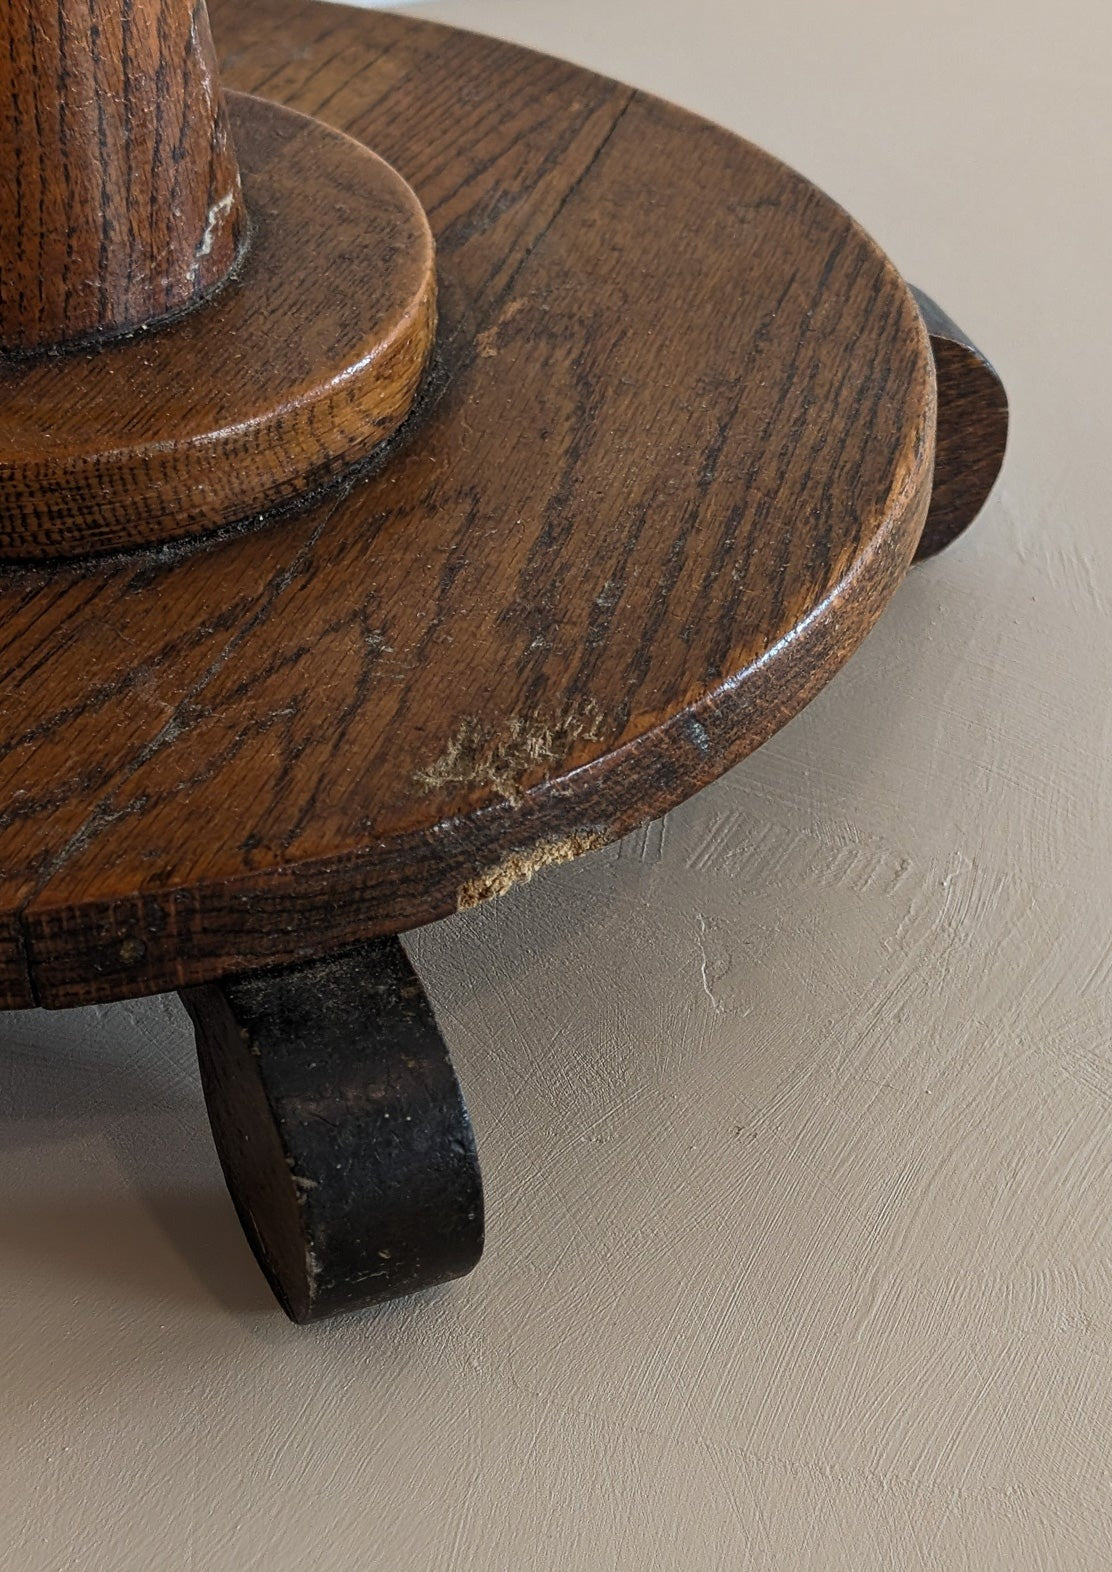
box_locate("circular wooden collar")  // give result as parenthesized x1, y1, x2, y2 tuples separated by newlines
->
(0, 92, 436, 559)
(0, 0, 934, 1010)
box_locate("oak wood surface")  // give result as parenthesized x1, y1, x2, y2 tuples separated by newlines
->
(0, 91, 437, 558)
(0, 0, 936, 1010)
(0, 0, 245, 354)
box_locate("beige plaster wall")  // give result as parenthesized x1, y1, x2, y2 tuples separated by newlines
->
(1, 0, 1109, 1567)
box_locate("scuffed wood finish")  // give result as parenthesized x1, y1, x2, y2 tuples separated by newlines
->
(0, 93, 437, 559)
(913, 287, 1009, 560)
(0, 0, 937, 1010)
(0, 0, 245, 354)
(183, 937, 484, 1323)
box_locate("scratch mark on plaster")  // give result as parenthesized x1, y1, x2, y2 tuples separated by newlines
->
(685, 811, 918, 901)
(619, 816, 670, 868)
(695, 914, 724, 1014)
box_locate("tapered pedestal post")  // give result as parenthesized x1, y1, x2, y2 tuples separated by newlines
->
(0, 0, 246, 353)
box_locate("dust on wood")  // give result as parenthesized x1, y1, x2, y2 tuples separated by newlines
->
(416, 701, 605, 807)
(457, 830, 606, 909)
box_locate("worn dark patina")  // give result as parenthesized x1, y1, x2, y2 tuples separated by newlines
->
(183, 939, 483, 1323)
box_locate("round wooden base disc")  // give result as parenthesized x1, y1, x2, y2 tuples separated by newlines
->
(0, 1, 937, 1011)
(0, 92, 436, 561)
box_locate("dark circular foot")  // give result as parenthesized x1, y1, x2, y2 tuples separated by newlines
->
(0, 92, 436, 561)
(912, 285, 1009, 561)
(181, 938, 483, 1324)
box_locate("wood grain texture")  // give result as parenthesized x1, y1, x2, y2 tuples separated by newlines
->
(183, 936, 483, 1323)
(0, 0, 245, 354)
(0, 0, 936, 1009)
(913, 287, 1009, 560)
(0, 92, 437, 558)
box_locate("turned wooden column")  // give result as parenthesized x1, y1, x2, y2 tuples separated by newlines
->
(0, 0, 246, 353)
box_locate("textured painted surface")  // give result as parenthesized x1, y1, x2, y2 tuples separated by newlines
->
(0, 0, 1109, 1567)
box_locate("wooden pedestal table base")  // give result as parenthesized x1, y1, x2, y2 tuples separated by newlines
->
(0, 0, 1008, 1322)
